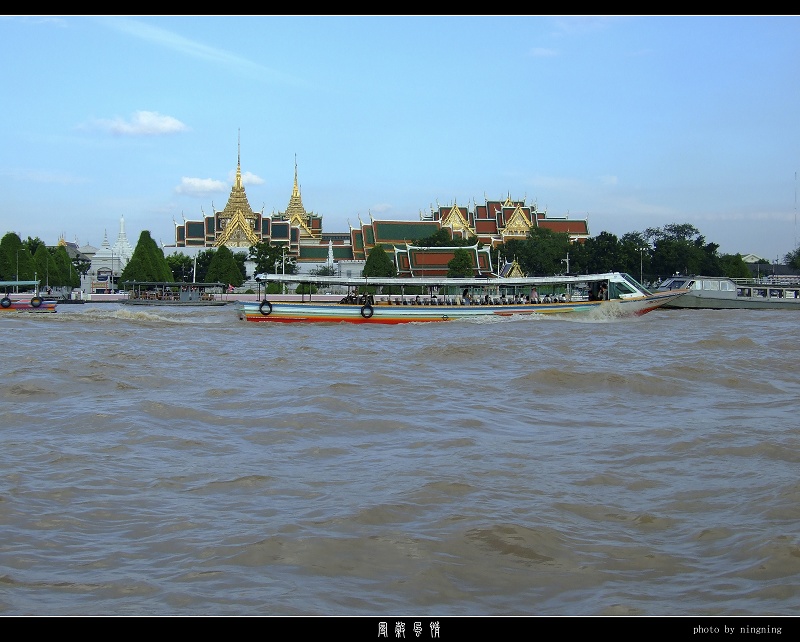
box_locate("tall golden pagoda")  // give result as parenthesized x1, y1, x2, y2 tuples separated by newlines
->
(214, 133, 261, 248)
(273, 156, 322, 241)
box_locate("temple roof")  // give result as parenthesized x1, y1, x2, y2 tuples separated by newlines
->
(214, 134, 260, 247)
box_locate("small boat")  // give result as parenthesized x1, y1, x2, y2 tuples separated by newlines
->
(656, 275, 800, 310)
(237, 272, 687, 324)
(122, 281, 229, 306)
(0, 280, 57, 313)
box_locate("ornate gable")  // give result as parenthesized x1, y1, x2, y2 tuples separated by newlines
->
(215, 206, 260, 247)
(440, 203, 474, 236)
(501, 204, 532, 238)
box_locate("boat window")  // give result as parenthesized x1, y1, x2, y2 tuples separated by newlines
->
(720, 281, 735, 292)
(702, 280, 720, 291)
(754, 288, 767, 297)
(615, 281, 637, 294)
(737, 288, 751, 297)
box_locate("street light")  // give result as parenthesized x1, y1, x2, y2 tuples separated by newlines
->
(638, 247, 648, 284)
(281, 247, 287, 295)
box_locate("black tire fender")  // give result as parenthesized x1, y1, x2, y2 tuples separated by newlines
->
(0, 297, 11, 308)
(259, 300, 273, 316)
(31, 296, 43, 308)
(360, 304, 374, 319)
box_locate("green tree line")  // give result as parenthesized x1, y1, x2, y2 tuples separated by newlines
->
(0, 232, 86, 289)
(5, 222, 799, 291)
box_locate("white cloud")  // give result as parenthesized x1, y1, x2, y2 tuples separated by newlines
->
(92, 111, 189, 136)
(229, 170, 264, 186)
(175, 177, 227, 196)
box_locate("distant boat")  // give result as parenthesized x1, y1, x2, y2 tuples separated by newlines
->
(122, 281, 228, 306)
(657, 275, 800, 309)
(0, 280, 57, 313)
(237, 272, 687, 324)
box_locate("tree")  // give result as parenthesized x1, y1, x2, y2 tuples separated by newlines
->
(447, 248, 473, 277)
(784, 246, 800, 270)
(718, 253, 752, 279)
(34, 244, 62, 288)
(506, 228, 572, 276)
(205, 245, 244, 286)
(120, 230, 173, 283)
(295, 282, 318, 294)
(234, 251, 248, 282)
(582, 231, 622, 274)
(53, 244, 79, 288)
(166, 252, 194, 282)
(194, 249, 216, 283)
(310, 265, 336, 276)
(248, 241, 296, 276)
(363, 244, 397, 278)
(643, 223, 721, 278)
(0, 233, 32, 281)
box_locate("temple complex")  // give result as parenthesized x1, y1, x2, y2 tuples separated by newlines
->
(171, 139, 591, 278)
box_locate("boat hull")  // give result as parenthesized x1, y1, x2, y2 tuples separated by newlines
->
(238, 291, 683, 324)
(664, 297, 800, 310)
(0, 298, 57, 313)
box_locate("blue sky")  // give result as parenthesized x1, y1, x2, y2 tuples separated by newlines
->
(2, 15, 799, 262)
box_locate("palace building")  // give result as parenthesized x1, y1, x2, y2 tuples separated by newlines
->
(172, 142, 591, 278)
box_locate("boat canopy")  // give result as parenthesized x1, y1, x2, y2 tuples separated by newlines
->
(121, 281, 226, 289)
(0, 280, 40, 288)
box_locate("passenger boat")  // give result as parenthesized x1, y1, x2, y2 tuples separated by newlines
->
(237, 272, 688, 324)
(656, 275, 800, 310)
(0, 280, 57, 313)
(656, 276, 800, 310)
(122, 281, 228, 306)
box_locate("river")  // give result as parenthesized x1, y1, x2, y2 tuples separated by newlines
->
(1, 303, 798, 618)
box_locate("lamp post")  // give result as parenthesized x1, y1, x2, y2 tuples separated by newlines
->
(281, 247, 286, 295)
(638, 247, 647, 284)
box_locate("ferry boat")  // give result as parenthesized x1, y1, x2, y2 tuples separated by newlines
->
(122, 281, 228, 306)
(237, 272, 687, 324)
(656, 275, 800, 310)
(0, 280, 57, 313)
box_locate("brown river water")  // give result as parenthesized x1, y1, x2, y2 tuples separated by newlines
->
(1, 303, 798, 617)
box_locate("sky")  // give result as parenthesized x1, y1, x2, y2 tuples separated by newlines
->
(1, 15, 799, 262)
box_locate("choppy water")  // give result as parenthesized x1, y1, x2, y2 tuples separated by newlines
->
(1, 303, 798, 616)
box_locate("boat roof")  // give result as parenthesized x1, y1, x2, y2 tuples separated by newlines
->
(0, 280, 40, 287)
(122, 281, 226, 288)
(255, 272, 630, 289)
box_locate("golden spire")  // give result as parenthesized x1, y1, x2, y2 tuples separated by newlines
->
(235, 129, 242, 190)
(214, 131, 259, 247)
